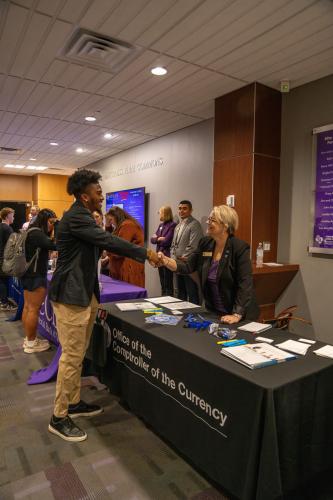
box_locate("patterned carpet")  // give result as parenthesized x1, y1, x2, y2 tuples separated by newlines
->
(0, 310, 227, 500)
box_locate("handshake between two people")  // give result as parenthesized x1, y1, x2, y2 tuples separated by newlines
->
(146, 250, 177, 270)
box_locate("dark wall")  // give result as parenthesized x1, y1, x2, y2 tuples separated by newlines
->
(0, 201, 28, 232)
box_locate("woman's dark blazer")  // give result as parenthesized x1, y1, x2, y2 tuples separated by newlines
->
(176, 235, 259, 320)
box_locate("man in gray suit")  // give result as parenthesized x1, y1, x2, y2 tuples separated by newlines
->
(171, 200, 203, 304)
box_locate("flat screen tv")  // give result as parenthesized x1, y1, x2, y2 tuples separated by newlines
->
(105, 187, 146, 231)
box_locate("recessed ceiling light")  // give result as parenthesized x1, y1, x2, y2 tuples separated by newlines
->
(26, 165, 48, 171)
(29, 158, 36, 161)
(151, 66, 167, 76)
(104, 133, 113, 139)
(85, 116, 96, 122)
(4, 164, 25, 169)
(50, 142, 58, 146)
(76, 147, 84, 153)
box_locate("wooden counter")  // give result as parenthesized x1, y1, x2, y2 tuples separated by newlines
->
(252, 263, 299, 320)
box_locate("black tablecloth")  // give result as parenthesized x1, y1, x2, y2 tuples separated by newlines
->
(90, 304, 333, 500)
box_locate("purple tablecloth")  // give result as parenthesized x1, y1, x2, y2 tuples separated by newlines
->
(37, 273, 147, 346)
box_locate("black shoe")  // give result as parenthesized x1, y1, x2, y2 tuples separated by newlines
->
(48, 415, 87, 442)
(68, 400, 103, 419)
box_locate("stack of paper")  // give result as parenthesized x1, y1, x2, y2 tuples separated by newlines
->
(221, 343, 296, 369)
(313, 345, 333, 359)
(164, 301, 201, 310)
(116, 302, 155, 311)
(276, 339, 311, 355)
(146, 296, 180, 304)
(238, 322, 273, 334)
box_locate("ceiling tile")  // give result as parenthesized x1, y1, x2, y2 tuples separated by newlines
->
(263, 48, 333, 88)
(79, 0, 120, 31)
(69, 67, 100, 91)
(209, 0, 333, 72)
(0, 3, 29, 73)
(97, 50, 158, 97)
(0, 77, 22, 110)
(54, 91, 91, 120)
(99, 0, 151, 37)
(153, 0, 234, 55)
(117, 0, 177, 43)
(25, 20, 73, 81)
(58, 0, 92, 23)
(0, 112, 16, 133)
(241, 26, 333, 82)
(135, 0, 203, 47)
(40, 59, 69, 84)
(10, 12, 51, 77)
(53, 63, 84, 87)
(37, 0, 63, 16)
(19, 83, 51, 114)
(31, 86, 66, 117)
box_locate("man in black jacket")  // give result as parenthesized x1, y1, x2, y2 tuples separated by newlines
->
(0, 207, 16, 311)
(48, 169, 159, 442)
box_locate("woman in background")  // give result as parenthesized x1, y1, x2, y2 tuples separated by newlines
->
(92, 210, 109, 276)
(151, 206, 176, 296)
(21, 209, 57, 353)
(107, 206, 145, 287)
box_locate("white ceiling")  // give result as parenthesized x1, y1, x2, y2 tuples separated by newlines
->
(0, 0, 332, 176)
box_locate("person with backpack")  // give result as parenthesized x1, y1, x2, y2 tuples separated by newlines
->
(0, 207, 16, 311)
(21, 209, 57, 354)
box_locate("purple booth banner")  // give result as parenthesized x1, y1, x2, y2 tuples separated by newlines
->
(313, 129, 333, 249)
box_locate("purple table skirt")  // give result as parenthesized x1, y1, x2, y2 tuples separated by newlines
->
(37, 273, 147, 346)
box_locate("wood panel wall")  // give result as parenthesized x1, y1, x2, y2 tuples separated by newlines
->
(214, 82, 281, 261)
(34, 174, 73, 217)
(0, 174, 33, 201)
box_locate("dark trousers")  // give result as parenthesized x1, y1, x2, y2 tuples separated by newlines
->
(176, 274, 200, 305)
(0, 276, 9, 304)
(158, 267, 174, 296)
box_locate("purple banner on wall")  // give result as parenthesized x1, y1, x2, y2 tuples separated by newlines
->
(313, 129, 333, 249)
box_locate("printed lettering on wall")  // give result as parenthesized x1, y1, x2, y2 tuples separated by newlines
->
(109, 157, 164, 178)
(310, 126, 333, 254)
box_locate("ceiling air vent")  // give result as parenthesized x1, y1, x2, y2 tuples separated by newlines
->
(0, 147, 22, 153)
(59, 28, 143, 73)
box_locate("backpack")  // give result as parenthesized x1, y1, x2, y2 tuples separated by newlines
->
(2, 227, 41, 278)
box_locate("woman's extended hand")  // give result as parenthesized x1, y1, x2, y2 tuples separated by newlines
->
(158, 252, 177, 271)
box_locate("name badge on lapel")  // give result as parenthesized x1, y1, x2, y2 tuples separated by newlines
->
(202, 251, 213, 257)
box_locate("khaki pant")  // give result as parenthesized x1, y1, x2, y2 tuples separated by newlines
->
(52, 295, 99, 418)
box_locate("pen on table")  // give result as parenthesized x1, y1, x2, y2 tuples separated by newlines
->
(217, 338, 242, 344)
(218, 339, 247, 347)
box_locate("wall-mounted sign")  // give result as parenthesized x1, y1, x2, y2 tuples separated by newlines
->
(109, 157, 164, 178)
(309, 124, 333, 254)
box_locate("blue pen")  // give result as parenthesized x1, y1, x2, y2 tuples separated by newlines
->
(220, 339, 247, 348)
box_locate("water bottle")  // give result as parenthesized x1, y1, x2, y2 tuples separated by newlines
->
(256, 242, 264, 267)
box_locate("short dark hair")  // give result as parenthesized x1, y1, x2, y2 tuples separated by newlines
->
(30, 208, 56, 234)
(179, 200, 192, 209)
(67, 168, 102, 199)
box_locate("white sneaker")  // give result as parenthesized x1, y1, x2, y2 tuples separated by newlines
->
(22, 337, 50, 348)
(24, 338, 51, 354)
